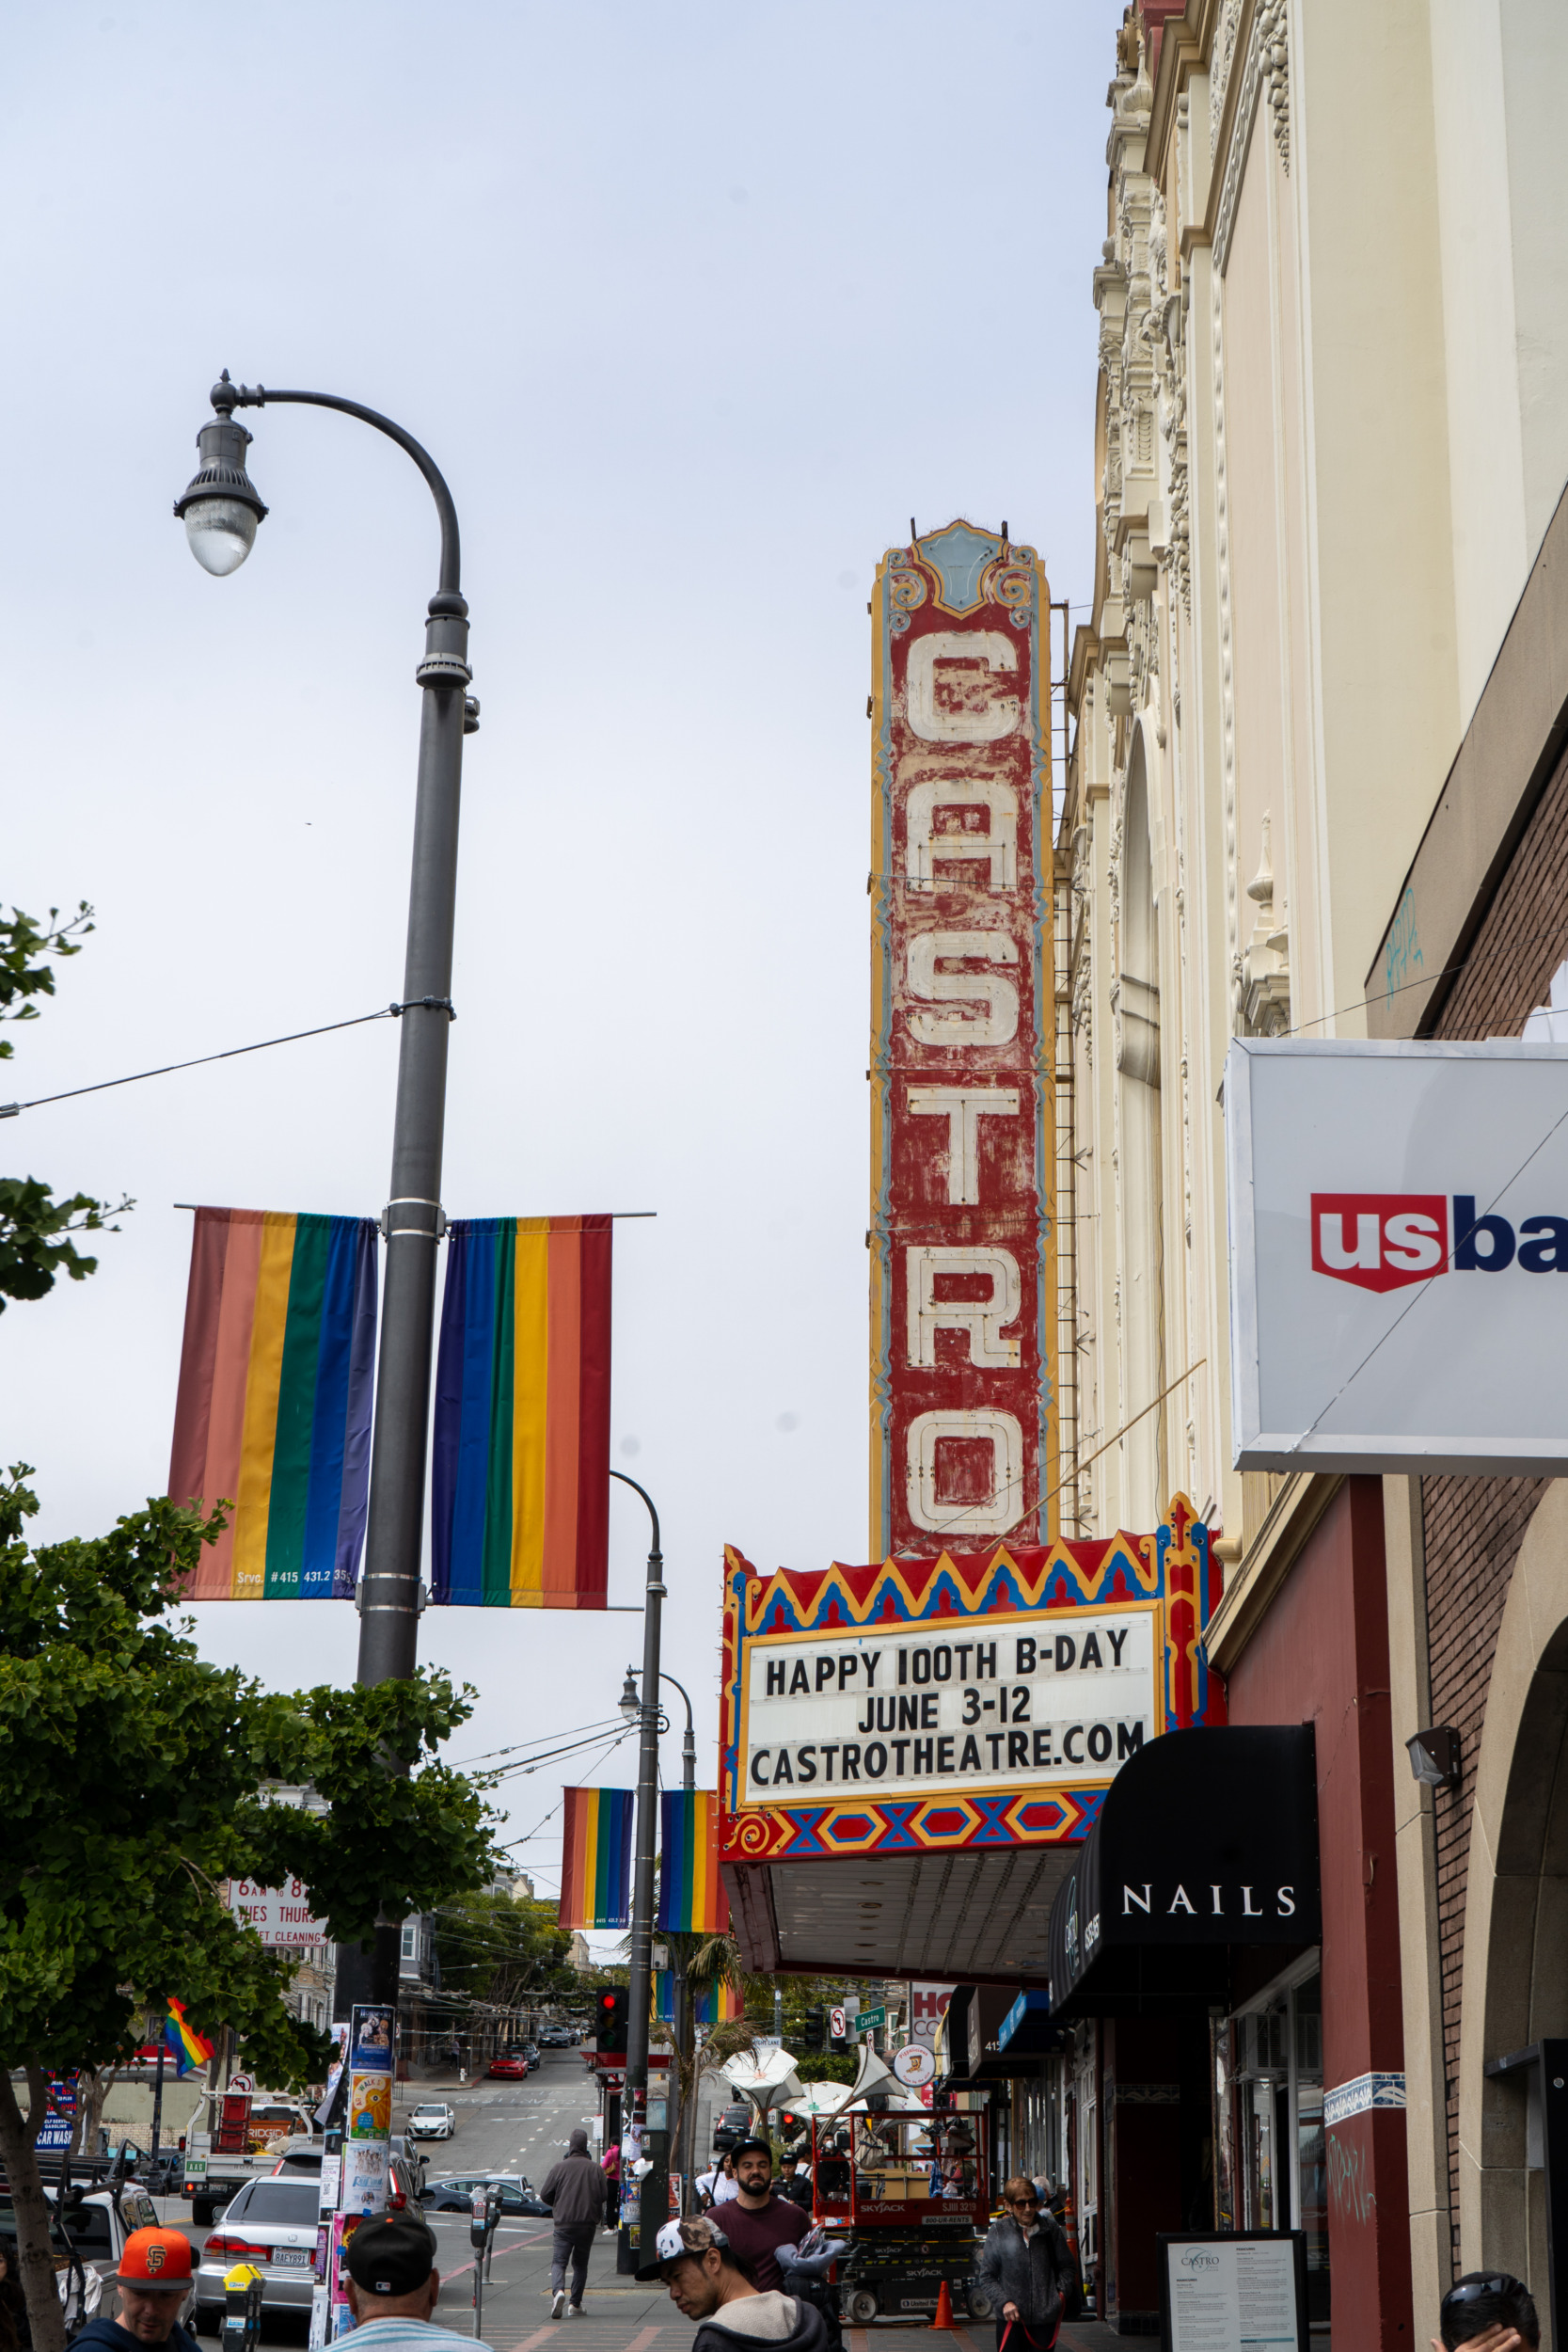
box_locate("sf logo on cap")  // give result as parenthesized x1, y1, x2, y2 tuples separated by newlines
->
(144, 2246, 166, 2274)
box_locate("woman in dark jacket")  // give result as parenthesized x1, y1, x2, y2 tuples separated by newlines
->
(975, 2177, 1078, 2351)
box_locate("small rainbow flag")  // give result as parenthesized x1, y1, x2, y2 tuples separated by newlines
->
(168, 1209, 378, 1599)
(558, 1787, 634, 1929)
(653, 1971, 743, 2026)
(657, 1791, 731, 1934)
(164, 1997, 215, 2079)
(431, 1217, 611, 1607)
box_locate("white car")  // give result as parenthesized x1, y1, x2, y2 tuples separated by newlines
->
(407, 2102, 455, 2141)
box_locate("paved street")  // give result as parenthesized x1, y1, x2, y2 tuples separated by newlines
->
(135, 2053, 1140, 2352)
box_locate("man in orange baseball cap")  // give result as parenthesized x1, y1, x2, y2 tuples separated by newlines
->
(76, 2226, 199, 2352)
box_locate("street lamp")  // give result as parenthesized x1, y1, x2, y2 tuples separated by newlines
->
(608, 1469, 666, 2269)
(177, 372, 477, 2006)
(620, 1666, 697, 1789)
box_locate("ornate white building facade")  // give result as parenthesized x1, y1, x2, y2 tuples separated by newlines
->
(1057, 0, 1568, 2335)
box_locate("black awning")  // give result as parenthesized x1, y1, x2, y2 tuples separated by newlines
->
(1047, 1726, 1320, 2020)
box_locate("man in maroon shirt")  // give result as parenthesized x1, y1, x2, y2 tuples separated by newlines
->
(716, 2138, 809, 2291)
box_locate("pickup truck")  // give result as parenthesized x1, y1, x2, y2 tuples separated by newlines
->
(182, 2091, 314, 2225)
(0, 2166, 190, 2327)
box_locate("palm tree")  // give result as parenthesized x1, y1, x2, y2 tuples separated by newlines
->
(666, 1931, 754, 2201)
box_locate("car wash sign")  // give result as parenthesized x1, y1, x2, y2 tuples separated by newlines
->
(869, 523, 1054, 1556)
(1227, 1038, 1568, 1473)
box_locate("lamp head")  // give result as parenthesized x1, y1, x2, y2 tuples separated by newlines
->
(175, 372, 268, 576)
(619, 1668, 641, 1724)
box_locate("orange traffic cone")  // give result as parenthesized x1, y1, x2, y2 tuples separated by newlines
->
(932, 2280, 956, 2330)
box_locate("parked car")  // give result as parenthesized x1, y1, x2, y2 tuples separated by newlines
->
(0, 2176, 181, 2326)
(193, 2175, 324, 2331)
(712, 2102, 752, 2153)
(407, 2103, 455, 2141)
(268, 2139, 423, 2206)
(420, 2173, 550, 2217)
(519, 2042, 541, 2065)
(537, 2026, 574, 2048)
(487, 2053, 529, 2080)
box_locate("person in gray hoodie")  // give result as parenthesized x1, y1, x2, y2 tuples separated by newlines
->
(638, 2217, 829, 2352)
(541, 2128, 607, 2318)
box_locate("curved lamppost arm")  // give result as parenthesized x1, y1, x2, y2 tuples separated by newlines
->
(209, 373, 462, 596)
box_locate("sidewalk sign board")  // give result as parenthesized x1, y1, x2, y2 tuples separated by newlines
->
(1158, 2232, 1307, 2352)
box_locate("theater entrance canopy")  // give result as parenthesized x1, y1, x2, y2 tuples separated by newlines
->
(719, 1496, 1225, 1981)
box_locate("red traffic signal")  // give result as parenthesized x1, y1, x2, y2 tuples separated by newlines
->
(596, 1987, 629, 2053)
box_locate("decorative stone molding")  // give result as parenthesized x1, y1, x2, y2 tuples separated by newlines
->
(1241, 813, 1292, 1034)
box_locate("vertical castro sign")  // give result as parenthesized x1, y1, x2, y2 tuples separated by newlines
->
(870, 522, 1054, 1555)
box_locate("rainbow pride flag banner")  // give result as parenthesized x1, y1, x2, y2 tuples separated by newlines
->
(654, 1971, 744, 2026)
(431, 1216, 611, 1608)
(558, 1787, 634, 1929)
(168, 1208, 378, 1599)
(164, 1996, 215, 2079)
(657, 1791, 731, 1934)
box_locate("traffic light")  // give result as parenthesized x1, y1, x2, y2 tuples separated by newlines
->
(596, 1986, 629, 2053)
(803, 2005, 827, 2053)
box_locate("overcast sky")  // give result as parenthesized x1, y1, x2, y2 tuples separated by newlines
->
(1, 0, 1121, 1927)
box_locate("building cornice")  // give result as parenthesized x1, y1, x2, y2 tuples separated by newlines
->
(1148, 0, 1216, 185)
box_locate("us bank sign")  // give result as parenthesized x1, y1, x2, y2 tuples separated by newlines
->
(719, 1496, 1225, 1872)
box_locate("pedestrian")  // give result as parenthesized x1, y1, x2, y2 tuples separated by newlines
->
(637, 2216, 829, 2352)
(541, 2125, 607, 2318)
(697, 2151, 739, 2209)
(717, 2138, 808, 2293)
(73, 2227, 199, 2352)
(975, 2176, 1079, 2352)
(0, 2243, 30, 2352)
(1433, 2273, 1539, 2352)
(338, 2212, 489, 2352)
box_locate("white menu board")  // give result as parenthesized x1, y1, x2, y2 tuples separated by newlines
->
(1163, 2235, 1303, 2352)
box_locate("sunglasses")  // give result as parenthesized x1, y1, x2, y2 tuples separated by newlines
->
(1010, 2198, 1040, 2209)
(1442, 2280, 1513, 2312)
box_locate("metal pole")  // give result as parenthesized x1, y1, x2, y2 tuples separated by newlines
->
(212, 380, 474, 2014)
(610, 1470, 664, 2270)
(150, 2041, 166, 2162)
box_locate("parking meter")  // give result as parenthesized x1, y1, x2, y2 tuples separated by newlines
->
(468, 2185, 490, 2251)
(222, 2263, 262, 2352)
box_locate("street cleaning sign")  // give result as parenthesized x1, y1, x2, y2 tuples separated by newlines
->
(1227, 1039, 1568, 1473)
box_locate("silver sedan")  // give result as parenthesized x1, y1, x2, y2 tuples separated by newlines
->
(192, 2176, 322, 2329)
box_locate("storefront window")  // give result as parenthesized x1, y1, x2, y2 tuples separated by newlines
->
(1227, 1965, 1328, 2331)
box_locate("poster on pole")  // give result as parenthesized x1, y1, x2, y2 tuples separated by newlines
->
(1158, 2233, 1307, 2352)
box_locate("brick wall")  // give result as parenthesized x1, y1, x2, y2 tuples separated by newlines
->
(1420, 733, 1568, 2272)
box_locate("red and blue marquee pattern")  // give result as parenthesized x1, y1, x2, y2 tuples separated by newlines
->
(718, 1494, 1224, 1872)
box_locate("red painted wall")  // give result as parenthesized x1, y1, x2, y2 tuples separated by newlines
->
(1225, 1477, 1412, 2352)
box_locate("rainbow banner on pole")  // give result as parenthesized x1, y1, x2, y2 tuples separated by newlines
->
(168, 1208, 378, 1599)
(164, 1996, 215, 2079)
(654, 1971, 744, 2026)
(431, 1217, 611, 1608)
(657, 1791, 731, 1934)
(558, 1787, 634, 1930)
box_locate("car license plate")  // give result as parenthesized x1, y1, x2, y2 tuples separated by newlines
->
(271, 2251, 310, 2267)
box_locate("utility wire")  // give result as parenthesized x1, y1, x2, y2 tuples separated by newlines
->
(450, 1718, 626, 1770)
(0, 1005, 402, 1117)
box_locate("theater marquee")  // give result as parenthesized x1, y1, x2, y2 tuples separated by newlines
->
(869, 521, 1054, 1557)
(738, 1600, 1160, 1804)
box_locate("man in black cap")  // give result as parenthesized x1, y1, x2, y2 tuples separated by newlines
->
(541, 2124, 607, 2317)
(341, 2212, 492, 2352)
(637, 2217, 828, 2352)
(717, 2137, 808, 2293)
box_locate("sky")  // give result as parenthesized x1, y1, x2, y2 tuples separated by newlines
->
(0, 0, 1122, 1930)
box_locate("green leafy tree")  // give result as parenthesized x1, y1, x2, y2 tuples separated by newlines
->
(0, 904, 130, 1307)
(433, 1891, 575, 2012)
(0, 1470, 499, 2352)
